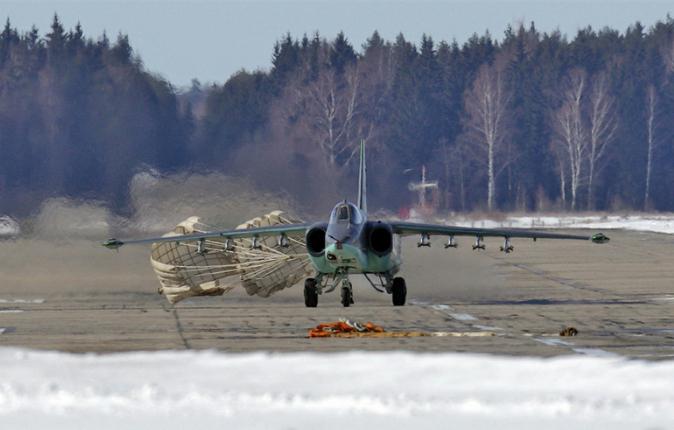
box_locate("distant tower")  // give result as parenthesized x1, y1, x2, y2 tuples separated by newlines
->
(408, 165, 439, 218)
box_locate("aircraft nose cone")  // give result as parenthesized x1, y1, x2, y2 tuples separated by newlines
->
(324, 243, 361, 269)
(325, 243, 339, 261)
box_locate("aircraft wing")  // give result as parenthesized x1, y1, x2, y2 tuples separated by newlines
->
(389, 221, 610, 243)
(102, 223, 310, 250)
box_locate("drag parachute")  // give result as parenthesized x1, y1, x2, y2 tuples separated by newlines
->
(150, 211, 311, 304)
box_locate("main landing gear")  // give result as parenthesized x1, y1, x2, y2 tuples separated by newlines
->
(304, 278, 318, 307)
(391, 277, 407, 306)
(303, 273, 407, 308)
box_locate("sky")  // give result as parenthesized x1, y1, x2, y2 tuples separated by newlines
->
(1, 1, 673, 87)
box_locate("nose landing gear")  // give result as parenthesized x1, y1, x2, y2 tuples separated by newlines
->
(340, 279, 354, 307)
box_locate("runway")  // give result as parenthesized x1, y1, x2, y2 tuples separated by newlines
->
(1, 230, 674, 359)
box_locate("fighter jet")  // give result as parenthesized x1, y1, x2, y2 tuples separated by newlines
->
(103, 141, 609, 307)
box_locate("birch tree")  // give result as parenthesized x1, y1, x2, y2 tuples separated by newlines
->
(462, 61, 511, 211)
(551, 69, 586, 210)
(300, 67, 360, 167)
(586, 71, 617, 209)
(644, 84, 658, 208)
(282, 49, 390, 170)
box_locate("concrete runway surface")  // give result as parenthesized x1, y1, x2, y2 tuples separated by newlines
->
(1, 230, 674, 359)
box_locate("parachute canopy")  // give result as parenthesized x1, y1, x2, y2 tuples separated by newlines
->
(150, 211, 311, 304)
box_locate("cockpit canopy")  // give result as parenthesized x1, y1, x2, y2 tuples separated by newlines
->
(329, 202, 363, 225)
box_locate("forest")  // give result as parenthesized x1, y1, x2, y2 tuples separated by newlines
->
(2, 15, 674, 217)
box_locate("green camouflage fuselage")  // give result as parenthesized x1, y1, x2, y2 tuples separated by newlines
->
(308, 242, 400, 275)
(305, 201, 400, 275)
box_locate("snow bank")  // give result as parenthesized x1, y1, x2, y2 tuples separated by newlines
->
(435, 214, 674, 235)
(0, 215, 20, 237)
(0, 348, 673, 429)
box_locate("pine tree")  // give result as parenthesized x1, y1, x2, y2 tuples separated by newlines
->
(330, 31, 356, 75)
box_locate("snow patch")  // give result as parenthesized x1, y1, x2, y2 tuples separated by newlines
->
(0, 348, 673, 429)
(449, 313, 478, 321)
(0, 216, 20, 237)
(442, 214, 674, 235)
(534, 338, 573, 347)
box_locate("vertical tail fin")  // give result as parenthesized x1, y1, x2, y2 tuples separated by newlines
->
(357, 140, 367, 213)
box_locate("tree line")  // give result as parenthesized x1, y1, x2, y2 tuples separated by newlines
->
(2, 15, 674, 217)
(0, 16, 188, 215)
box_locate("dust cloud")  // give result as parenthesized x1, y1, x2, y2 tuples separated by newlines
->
(6, 170, 301, 240)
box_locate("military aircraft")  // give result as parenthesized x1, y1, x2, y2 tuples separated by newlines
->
(103, 141, 609, 308)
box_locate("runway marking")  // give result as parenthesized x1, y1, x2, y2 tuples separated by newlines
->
(533, 337, 573, 347)
(309, 331, 499, 338)
(473, 324, 504, 331)
(448, 313, 477, 321)
(431, 331, 497, 337)
(415, 301, 505, 332)
(0, 310, 24, 314)
(417, 301, 622, 357)
(429, 304, 478, 321)
(573, 348, 620, 358)
(0, 299, 44, 304)
(533, 337, 619, 358)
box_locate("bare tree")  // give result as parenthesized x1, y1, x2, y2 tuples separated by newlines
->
(462, 61, 511, 211)
(586, 71, 617, 209)
(644, 84, 659, 208)
(551, 69, 586, 210)
(300, 67, 361, 167)
(280, 50, 392, 171)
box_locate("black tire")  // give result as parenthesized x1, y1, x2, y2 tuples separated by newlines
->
(392, 277, 407, 306)
(341, 286, 352, 307)
(304, 278, 318, 307)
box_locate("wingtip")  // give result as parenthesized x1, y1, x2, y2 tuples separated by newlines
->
(102, 238, 124, 250)
(591, 233, 610, 244)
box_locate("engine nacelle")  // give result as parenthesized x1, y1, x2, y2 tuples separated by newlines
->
(305, 223, 328, 257)
(367, 222, 393, 256)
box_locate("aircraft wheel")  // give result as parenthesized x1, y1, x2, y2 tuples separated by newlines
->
(304, 278, 318, 307)
(341, 285, 352, 307)
(392, 277, 407, 306)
